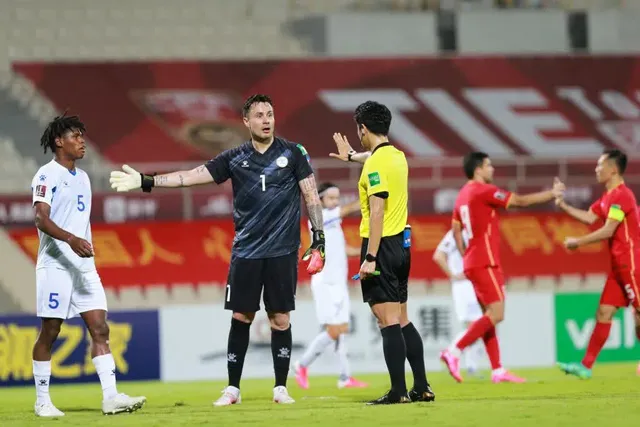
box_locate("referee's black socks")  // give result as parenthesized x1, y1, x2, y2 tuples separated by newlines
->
(227, 318, 251, 388)
(402, 322, 430, 392)
(271, 325, 292, 388)
(380, 324, 407, 396)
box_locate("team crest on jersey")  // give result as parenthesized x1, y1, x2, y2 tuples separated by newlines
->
(39, 174, 46, 182)
(276, 156, 288, 168)
(493, 191, 507, 201)
(35, 185, 47, 197)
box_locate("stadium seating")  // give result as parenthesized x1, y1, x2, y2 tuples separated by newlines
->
(0, 137, 38, 194)
(2, 0, 630, 69)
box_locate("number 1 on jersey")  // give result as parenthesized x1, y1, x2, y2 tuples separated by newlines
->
(460, 205, 473, 238)
(260, 174, 266, 191)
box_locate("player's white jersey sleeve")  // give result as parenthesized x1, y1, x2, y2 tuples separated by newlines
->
(32, 169, 56, 207)
(32, 161, 95, 273)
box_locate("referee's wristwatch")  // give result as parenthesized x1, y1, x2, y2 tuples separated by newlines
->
(347, 149, 357, 162)
(365, 253, 377, 262)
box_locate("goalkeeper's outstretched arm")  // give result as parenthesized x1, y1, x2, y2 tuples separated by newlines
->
(153, 165, 213, 188)
(110, 164, 214, 192)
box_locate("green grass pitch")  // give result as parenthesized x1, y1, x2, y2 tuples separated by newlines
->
(1, 363, 638, 427)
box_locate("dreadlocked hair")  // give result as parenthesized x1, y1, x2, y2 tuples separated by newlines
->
(40, 113, 86, 154)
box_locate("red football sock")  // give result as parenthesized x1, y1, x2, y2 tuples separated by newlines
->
(482, 326, 502, 370)
(581, 321, 612, 369)
(456, 315, 493, 351)
(636, 324, 640, 342)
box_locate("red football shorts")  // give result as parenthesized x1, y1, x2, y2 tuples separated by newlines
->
(464, 266, 505, 306)
(600, 268, 640, 308)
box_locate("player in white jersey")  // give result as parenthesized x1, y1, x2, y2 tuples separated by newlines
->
(293, 183, 368, 389)
(433, 229, 484, 375)
(30, 114, 145, 417)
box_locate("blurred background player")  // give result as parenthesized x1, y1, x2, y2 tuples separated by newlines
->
(293, 182, 368, 390)
(32, 114, 146, 417)
(440, 152, 564, 384)
(109, 94, 325, 405)
(555, 149, 640, 379)
(433, 229, 484, 376)
(330, 102, 435, 405)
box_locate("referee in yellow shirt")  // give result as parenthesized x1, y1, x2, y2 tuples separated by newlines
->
(330, 101, 435, 405)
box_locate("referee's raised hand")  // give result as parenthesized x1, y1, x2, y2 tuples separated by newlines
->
(329, 133, 354, 162)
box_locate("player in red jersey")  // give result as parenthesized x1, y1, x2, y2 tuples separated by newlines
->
(555, 149, 640, 379)
(440, 152, 564, 383)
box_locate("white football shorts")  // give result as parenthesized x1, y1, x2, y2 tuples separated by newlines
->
(452, 279, 483, 323)
(36, 267, 108, 319)
(310, 278, 350, 326)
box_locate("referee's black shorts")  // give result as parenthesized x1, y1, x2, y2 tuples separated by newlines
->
(360, 231, 410, 305)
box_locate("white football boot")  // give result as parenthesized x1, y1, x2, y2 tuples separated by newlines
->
(34, 402, 65, 417)
(102, 393, 146, 415)
(213, 386, 241, 407)
(273, 386, 295, 404)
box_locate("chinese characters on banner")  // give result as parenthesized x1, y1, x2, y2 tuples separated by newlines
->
(9, 213, 610, 290)
(0, 311, 160, 385)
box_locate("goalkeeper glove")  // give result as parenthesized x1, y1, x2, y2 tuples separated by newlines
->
(302, 229, 325, 275)
(109, 165, 156, 193)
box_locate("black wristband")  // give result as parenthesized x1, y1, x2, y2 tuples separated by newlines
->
(365, 253, 376, 262)
(311, 229, 325, 243)
(141, 173, 156, 193)
(347, 150, 356, 162)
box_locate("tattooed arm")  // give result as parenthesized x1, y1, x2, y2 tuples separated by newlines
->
(153, 165, 214, 188)
(299, 174, 323, 231)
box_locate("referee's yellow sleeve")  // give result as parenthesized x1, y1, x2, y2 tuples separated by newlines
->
(365, 156, 389, 197)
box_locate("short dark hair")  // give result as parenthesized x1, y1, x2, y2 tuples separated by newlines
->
(353, 101, 392, 136)
(603, 149, 627, 175)
(242, 94, 273, 117)
(318, 182, 338, 198)
(40, 113, 86, 154)
(463, 152, 490, 179)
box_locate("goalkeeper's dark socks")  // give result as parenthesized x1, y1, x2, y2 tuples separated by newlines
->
(402, 322, 430, 391)
(381, 324, 407, 396)
(271, 325, 292, 387)
(227, 318, 251, 388)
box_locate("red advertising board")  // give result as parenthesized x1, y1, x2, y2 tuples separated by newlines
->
(14, 56, 640, 164)
(8, 213, 609, 289)
(0, 183, 629, 226)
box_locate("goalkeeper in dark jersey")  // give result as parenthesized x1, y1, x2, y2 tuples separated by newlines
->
(109, 94, 325, 406)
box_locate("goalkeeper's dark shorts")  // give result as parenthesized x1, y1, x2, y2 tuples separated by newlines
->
(360, 231, 411, 305)
(224, 250, 298, 313)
